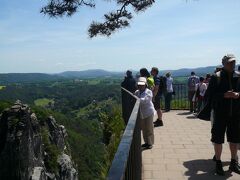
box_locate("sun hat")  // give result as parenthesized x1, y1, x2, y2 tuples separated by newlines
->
(137, 77, 147, 86)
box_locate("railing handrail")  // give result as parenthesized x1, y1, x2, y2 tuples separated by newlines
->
(120, 87, 138, 99)
(107, 88, 140, 180)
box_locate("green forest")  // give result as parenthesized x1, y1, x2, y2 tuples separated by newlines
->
(0, 78, 125, 180)
(0, 76, 190, 179)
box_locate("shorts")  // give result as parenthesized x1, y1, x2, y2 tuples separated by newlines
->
(153, 97, 161, 110)
(211, 114, 240, 144)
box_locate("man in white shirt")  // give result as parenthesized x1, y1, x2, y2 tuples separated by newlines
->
(164, 72, 174, 112)
(135, 77, 155, 149)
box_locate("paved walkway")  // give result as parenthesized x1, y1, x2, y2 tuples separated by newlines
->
(142, 110, 240, 180)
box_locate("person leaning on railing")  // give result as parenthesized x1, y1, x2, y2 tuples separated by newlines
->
(134, 77, 155, 149)
(121, 70, 137, 93)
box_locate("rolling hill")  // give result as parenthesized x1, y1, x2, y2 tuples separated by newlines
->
(58, 69, 123, 78)
(1, 65, 234, 84)
(0, 73, 64, 84)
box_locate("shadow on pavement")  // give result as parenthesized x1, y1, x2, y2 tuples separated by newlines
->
(186, 115, 198, 119)
(176, 111, 192, 116)
(183, 159, 233, 180)
(176, 111, 199, 119)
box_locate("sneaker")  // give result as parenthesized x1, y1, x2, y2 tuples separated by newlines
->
(141, 143, 148, 148)
(154, 119, 163, 127)
(141, 143, 153, 149)
(153, 119, 159, 124)
(145, 144, 153, 149)
(229, 159, 240, 174)
(215, 160, 225, 176)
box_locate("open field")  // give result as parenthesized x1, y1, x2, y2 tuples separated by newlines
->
(0, 86, 6, 90)
(34, 98, 54, 107)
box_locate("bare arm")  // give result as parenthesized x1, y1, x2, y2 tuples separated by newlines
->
(153, 85, 159, 98)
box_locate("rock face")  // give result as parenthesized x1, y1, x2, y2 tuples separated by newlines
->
(0, 101, 78, 180)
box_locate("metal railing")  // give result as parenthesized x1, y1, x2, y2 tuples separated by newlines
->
(161, 84, 190, 110)
(107, 88, 142, 180)
(107, 84, 190, 180)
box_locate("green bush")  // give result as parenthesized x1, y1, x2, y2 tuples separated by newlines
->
(41, 128, 60, 174)
(0, 100, 12, 113)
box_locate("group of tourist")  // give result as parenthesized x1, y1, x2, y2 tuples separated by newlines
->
(187, 71, 209, 113)
(121, 54, 240, 176)
(187, 55, 240, 175)
(121, 67, 174, 149)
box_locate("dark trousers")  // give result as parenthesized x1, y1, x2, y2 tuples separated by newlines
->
(165, 92, 172, 111)
(197, 99, 203, 113)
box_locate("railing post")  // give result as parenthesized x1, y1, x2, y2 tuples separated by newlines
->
(172, 84, 189, 110)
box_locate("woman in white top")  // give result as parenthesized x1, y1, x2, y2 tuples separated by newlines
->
(195, 77, 207, 112)
(135, 77, 155, 149)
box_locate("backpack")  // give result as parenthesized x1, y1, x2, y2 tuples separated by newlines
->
(189, 76, 197, 89)
(159, 76, 167, 93)
(197, 70, 240, 120)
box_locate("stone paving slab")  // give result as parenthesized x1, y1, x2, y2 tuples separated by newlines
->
(142, 110, 240, 180)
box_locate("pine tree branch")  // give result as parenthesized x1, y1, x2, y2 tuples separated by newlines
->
(41, 0, 155, 37)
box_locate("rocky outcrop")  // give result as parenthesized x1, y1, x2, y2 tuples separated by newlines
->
(0, 100, 78, 180)
(58, 154, 78, 180)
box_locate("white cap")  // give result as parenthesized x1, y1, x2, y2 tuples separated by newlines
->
(137, 77, 147, 86)
(222, 54, 236, 65)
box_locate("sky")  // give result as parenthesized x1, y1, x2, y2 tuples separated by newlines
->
(1, 0, 240, 73)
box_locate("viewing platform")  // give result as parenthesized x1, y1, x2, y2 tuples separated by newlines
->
(107, 88, 240, 180)
(142, 111, 240, 180)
